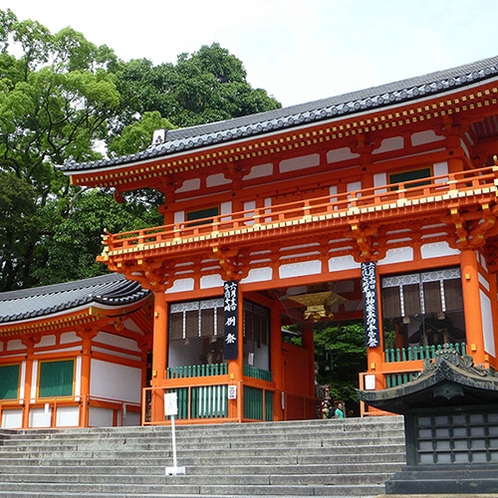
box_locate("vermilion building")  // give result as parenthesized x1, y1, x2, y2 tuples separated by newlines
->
(1, 55, 498, 427)
(0, 274, 151, 428)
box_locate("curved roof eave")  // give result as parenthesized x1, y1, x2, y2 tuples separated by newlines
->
(62, 54, 498, 175)
(0, 274, 150, 326)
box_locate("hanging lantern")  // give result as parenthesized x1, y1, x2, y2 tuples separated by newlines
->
(287, 291, 347, 322)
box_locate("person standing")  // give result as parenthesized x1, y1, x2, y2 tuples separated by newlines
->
(334, 401, 345, 419)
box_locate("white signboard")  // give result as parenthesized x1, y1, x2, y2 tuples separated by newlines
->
(228, 385, 237, 400)
(164, 392, 178, 416)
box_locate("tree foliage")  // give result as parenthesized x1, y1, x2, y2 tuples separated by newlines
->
(313, 320, 367, 413)
(114, 43, 280, 129)
(0, 9, 281, 291)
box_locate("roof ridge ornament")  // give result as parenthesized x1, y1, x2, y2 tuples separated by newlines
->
(419, 343, 495, 378)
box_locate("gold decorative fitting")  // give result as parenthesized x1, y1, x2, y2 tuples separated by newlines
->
(287, 291, 347, 322)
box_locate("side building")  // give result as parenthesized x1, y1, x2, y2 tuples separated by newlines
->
(0, 274, 151, 428)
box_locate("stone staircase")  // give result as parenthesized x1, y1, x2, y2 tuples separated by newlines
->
(0, 415, 406, 497)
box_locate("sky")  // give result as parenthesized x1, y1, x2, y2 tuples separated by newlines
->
(1, 0, 497, 107)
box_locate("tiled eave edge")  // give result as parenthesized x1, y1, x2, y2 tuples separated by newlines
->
(0, 299, 148, 337)
(68, 82, 498, 190)
(0, 309, 99, 337)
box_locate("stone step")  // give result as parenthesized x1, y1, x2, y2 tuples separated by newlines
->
(0, 416, 406, 496)
(0, 425, 404, 445)
(0, 481, 385, 496)
(0, 461, 404, 477)
(0, 469, 398, 485)
(0, 450, 405, 471)
(7, 416, 402, 435)
(0, 433, 405, 450)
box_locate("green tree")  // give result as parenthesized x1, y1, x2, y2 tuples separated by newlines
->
(313, 320, 367, 414)
(0, 9, 281, 291)
(114, 43, 281, 129)
(0, 173, 41, 290)
(33, 189, 163, 285)
(0, 10, 122, 290)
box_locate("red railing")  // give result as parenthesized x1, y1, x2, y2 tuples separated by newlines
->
(101, 165, 498, 254)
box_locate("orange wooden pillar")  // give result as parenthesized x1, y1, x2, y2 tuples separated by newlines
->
(270, 300, 284, 420)
(21, 337, 37, 429)
(78, 328, 96, 427)
(363, 261, 386, 391)
(150, 291, 167, 423)
(461, 249, 486, 365)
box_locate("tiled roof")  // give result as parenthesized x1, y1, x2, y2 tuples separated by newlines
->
(0, 274, 149, 325)
(62, 55, 498, 173)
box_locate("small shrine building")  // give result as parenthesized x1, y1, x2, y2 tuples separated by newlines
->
(1, 55, 498, 427)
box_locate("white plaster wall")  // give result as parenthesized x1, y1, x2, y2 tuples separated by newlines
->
(30, 360, 38, 403)
(433, 161, 448, 177)
(167, 278, 195, 294)
(89, 406, 114, 427)
(200, 274, 224, 289)
(123, 411, 140, 426)
(327, 147, 360, 163)
(206, 173, 231, 187)
(2, 409, 22, 429)
(347, 181, 362, 193)
(221, 201, 232, 221)
(243, 163, 273, 180)
(19, 361, 26, 401)
(176, 178, 200, 193)
(56, 406, 79, 427)
(36, 335, 56, 348)
(244, 200, 256, 212)
(30, 407, 51, 428)
(374, 172, 387, 188)
(279, 153, 320, 173)
(480, 290, 496, 357)
(241, 267, 273, 284)
(7, 340, 24, 351)
(379, 247, 414, 265)
(328, 255, 359, 272)
(90, 359, 141, 404)
(421, 242, 460, 259)
(60, 332, 79, 344)
(479, 272, 490, 292)
(174, 211, 185, 224)
(279, 260, 322, 279)
(373, 136, 404, 154)
(411, 130, 444, 146)
(95, 332, 140, 352)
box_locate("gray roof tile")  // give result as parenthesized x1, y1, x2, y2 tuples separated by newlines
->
(62, 55, 498, 173)
(0, 274, 149, 325)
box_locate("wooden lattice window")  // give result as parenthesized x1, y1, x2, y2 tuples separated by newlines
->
(39, 360, 74, 398)
(390, 167, 431, 189)
(169, 298, 224, 340)
(0, 364, 20, 400)
(186, 206, 219, 226)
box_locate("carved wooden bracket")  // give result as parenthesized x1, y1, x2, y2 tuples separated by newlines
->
(349, 223, 386, 263)
(211, 245, 248, 281)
